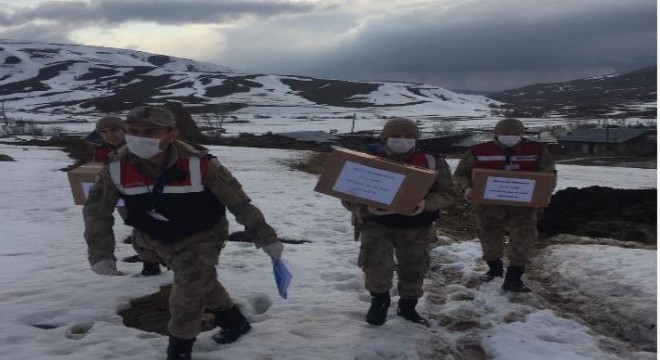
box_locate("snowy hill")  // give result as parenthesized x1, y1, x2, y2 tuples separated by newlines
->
(489, 66, 657, 118)
(0, 39, 497, 120)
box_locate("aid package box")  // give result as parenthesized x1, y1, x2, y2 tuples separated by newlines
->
(67, 162, 104, 205)
(314, 147, 438, 215)
(471, 168, 556, 207)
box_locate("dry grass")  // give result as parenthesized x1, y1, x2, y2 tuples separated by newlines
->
(284, 151, 330, 175)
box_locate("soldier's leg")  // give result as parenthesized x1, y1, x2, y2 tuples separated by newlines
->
(501, 207, 537, 292)
(167, 248, 221, 339)
(505, 207, 538, 267)
(473, 205, 507, 261)
(359, 223, 395, 294)
(393, 226, 433, 326)
(394, 226, 434, 299)
(130, 229, 162, 276)
(360, 222, 394, 325)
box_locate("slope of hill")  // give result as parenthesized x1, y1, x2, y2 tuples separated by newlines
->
(488, 66, 657, 118)
(0, 39, 497, 120)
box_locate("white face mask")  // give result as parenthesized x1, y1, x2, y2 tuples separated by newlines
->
(386, 138, 416, 154)
(125, 135, 163, 159)
(497, 135, 522, 148)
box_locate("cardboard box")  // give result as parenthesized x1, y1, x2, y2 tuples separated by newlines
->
(314, 147, 439, 215)
(471, 168, 556, 207)
(67, 162, 104, 205)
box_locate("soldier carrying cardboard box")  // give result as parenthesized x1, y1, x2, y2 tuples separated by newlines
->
(453, 118, 557, 292)
(341, 118, 454, 327)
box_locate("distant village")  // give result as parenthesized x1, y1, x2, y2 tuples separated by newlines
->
(0, 107, 656, 158)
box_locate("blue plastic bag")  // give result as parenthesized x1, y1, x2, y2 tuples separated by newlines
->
(272, 258, 292, 299)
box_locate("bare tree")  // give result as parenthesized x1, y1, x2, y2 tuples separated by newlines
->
(432, 120, 458, 136)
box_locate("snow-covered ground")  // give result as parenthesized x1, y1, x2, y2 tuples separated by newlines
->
(0, 144, 655, 360)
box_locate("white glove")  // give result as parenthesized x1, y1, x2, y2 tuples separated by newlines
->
(409, 200, 426, 216)
(367, 206, 395, 216)
(262, 241, 284, 260)
(91, 259, 119, 276)
(463, 188, 473, 203)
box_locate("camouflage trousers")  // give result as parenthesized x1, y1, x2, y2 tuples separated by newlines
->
(132, 220, 234, 339)
(359, 221, 435, 299)
(473, 204, 538, 266)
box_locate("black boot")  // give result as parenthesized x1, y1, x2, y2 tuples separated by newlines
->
(502, 265, 531, 292)
(141, 261, 161, 276)
(366, 292, 390, 326)
(397, 298, 428, 326)
(212, 305, 251, 344)
(166, 336, 195, 360)
(480, 259, 504, 282)
(122, 255, 142, 263)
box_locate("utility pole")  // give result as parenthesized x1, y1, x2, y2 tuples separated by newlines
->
(350, 113, 356, 134)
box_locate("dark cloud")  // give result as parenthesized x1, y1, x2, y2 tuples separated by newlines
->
(215, 0, 657, 90)
(0, 0, 318, 26)
(0, 0, 655, 91)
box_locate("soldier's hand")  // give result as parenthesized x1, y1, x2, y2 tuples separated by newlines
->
(91, 259, 120, 276)
(409, 200, 426, 216)
(463, 188, 473, 203)
(262, 241, 284, 260)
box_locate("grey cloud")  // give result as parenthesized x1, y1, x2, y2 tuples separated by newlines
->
(1, 0, 318, 26)
(216, 0, 656, 90)
(0, 22, 74, 43)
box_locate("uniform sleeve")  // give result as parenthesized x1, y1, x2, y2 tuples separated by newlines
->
(83, 166, 120, 265)
(205, 159, 278, 247)
(424, 157, 455, 211)
(452, 150, 476, 194)
(538, 146, 557, 190)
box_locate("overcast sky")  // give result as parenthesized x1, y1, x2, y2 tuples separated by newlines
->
(0, 0, 656, 91)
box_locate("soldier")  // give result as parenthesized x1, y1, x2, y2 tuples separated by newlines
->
(342, 118, 454, 326)
(83, 106, 284, 360)
(453, 118, 556, 292)
(91, 115, 162, 276)
(91, 116, 126, 162)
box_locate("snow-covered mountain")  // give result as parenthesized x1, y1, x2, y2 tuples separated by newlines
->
(0, 39, 497, 120)
(488, 66, 657, 118)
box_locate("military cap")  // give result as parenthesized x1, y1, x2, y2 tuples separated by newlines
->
(379, 118, 420, 140)
(125, 106, 176, 128)
(95, 116, 124, 131)
(494, 118, 525, 134)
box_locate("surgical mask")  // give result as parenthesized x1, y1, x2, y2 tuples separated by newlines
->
(497, 135, 522, 148)
(387, 138, 416, 154)
(125, 135, 163, 159)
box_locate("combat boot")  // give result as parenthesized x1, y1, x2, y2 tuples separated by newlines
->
(212, 305, 251, 344)
(166, 336, 195, 360)
(397, 298, 428, 326)
(502, 265, 531, 292)
(141, 261, 161, 276)
(480, 259, 504, 282)
(366, 292, 390, 326)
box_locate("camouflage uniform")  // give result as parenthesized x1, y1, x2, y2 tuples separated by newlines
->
(453, 141, 556, 266)
(83, 141, 277, 339)
(344, 153, 454, 299)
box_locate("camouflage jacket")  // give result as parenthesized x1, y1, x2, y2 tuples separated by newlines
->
(83, 140, 277, 265)
(452, 140, 557, 195)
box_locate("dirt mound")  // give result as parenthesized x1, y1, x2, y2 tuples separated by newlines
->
(118, 284, 216, 336)
(538, 186, 656, 244)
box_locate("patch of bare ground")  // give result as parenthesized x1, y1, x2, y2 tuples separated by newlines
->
(554, 155, 656, 169)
